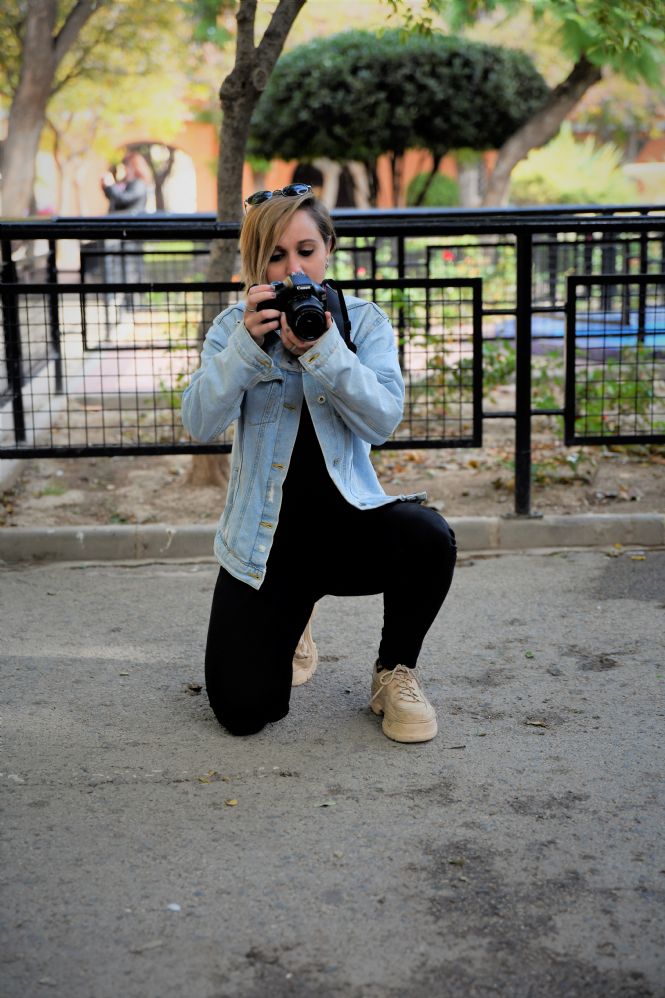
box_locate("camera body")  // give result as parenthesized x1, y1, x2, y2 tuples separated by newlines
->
(257, 272, 328, 341)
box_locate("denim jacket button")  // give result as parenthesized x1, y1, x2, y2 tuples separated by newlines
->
(317, 394, 326, 404)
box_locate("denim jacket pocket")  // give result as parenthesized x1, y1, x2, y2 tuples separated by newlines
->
(243, 379, 282, 425)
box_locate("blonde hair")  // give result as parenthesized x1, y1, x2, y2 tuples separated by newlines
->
(239, 192, 336, 289)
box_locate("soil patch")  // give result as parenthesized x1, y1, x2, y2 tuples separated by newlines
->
(2, 420, 663, 529)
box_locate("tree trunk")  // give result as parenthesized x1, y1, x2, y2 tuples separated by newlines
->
(347, 162, 370, 209)
(1, 0, 98, 217)
(365, 160, 379, 207)
(412, 154, 444, 207)
(189, 0, 306, 488)
(483, 55, 603, 207)
(313, 158, 342, 209)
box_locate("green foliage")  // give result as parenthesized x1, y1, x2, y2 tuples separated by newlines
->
(248, 30, 548, 166)
(437, 0, 665, 86)
(0, 0, 188, 106)
(510, 122, 639, 205)
(406, 172, 459, 207)
(186, 0, 235, 47)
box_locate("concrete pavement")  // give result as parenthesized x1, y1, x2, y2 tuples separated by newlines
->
(2, 549, 664, 997)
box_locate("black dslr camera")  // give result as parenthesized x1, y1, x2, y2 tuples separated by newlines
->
(257, 272, 328, 341)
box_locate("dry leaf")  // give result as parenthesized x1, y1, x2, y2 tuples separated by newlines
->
(224, 798, 238, 806)
(525, 720, 548, 728)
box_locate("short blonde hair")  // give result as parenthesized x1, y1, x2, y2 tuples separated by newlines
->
(239, 192, 336, 289)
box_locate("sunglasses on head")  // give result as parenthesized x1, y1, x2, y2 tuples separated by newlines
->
(244, 183, 312, 208)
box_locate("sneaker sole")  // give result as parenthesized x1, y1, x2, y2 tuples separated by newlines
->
(371, 703, 438, 743)
(291, 660, 317, 686)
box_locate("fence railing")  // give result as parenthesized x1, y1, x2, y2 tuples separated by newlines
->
(2, 205, 664, 516)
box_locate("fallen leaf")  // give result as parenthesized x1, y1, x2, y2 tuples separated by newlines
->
(131, 940, 165, 954)
(525, 720, 548, 728)
(224, 798, 238, 806)
(525, 651, 535, 659)
(448, 856, 465, 867)
(630, 555, 646, 561)
(317, 800, 336, 807)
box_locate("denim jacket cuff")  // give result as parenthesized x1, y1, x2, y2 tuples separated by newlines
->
(298, 323, 340, 372)
(229, 319, 275, 375)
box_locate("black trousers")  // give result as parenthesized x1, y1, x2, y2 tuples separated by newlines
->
(205, 500, 457, 736)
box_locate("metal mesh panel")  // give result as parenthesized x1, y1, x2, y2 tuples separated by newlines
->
(0, 283, 239, 456)
(340, 279, 481, 448)
(0, 278, 481, 457)
(81, 240, 211, 284)
(565, 275, 665, 444)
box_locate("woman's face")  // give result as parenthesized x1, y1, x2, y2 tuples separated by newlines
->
(265, 208, 330, 286)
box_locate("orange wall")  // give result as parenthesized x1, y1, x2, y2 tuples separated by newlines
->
(637, 136, 665, 163)
(170, 121, 218, 211)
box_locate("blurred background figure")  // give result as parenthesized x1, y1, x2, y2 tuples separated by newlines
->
(100, 151, 151, 215)
(100, 151, 152, 297)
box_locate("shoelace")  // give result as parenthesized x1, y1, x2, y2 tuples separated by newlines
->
(371, 664, 424, 704)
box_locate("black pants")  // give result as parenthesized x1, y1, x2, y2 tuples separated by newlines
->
(205, 501, 456, 736)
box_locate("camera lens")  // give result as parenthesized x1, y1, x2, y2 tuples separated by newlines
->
(291, 303, 326, 340)
(288, 300, 327, 341)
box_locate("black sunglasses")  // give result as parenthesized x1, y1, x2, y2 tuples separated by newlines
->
(244, 183, 312, 208)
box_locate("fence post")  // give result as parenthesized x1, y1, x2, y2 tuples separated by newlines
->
(396, 231, 406, 371)
(47, 239, 63, 393)
(514, 230, 533, 516)
(1, 239, 26, 444)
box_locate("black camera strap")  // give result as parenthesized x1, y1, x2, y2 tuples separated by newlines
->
(323, 280, 357, 353)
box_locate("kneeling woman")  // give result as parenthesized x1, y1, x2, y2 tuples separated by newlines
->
(182, 187, 456, 741)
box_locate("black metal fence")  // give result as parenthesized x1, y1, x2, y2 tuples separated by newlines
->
(2, 205, 664, 515)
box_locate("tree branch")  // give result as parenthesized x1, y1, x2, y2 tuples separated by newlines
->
(484, 54, 603, 205)
(234, 0, 257, 67)
(256, 0, 307, 70)
(53, 0, 100, 65)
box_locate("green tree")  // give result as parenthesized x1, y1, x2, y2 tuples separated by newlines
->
(0, 0, 185, 217)
(388, 0, 665, 204)
(247, 29, 548, 206)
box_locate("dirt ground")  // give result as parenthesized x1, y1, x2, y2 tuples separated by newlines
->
(2, 417, 664, 528)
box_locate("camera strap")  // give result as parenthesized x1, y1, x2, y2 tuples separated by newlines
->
(323, 280, 357, 354)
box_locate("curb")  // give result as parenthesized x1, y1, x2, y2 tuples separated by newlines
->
(1, 514, 663, 564)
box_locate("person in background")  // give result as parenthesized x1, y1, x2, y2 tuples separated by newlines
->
(100, 151, 151, 294)
(101, 152, 150, 215)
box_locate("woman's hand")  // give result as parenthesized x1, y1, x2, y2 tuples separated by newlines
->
(243, 284, 280, 345)
(279, 311, 332, 357)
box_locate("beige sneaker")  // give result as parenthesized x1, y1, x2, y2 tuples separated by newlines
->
(292, 609, 318, 687)
(370, 663, 438, 742)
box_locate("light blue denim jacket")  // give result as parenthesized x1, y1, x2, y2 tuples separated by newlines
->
(182, 295, 421, 588)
